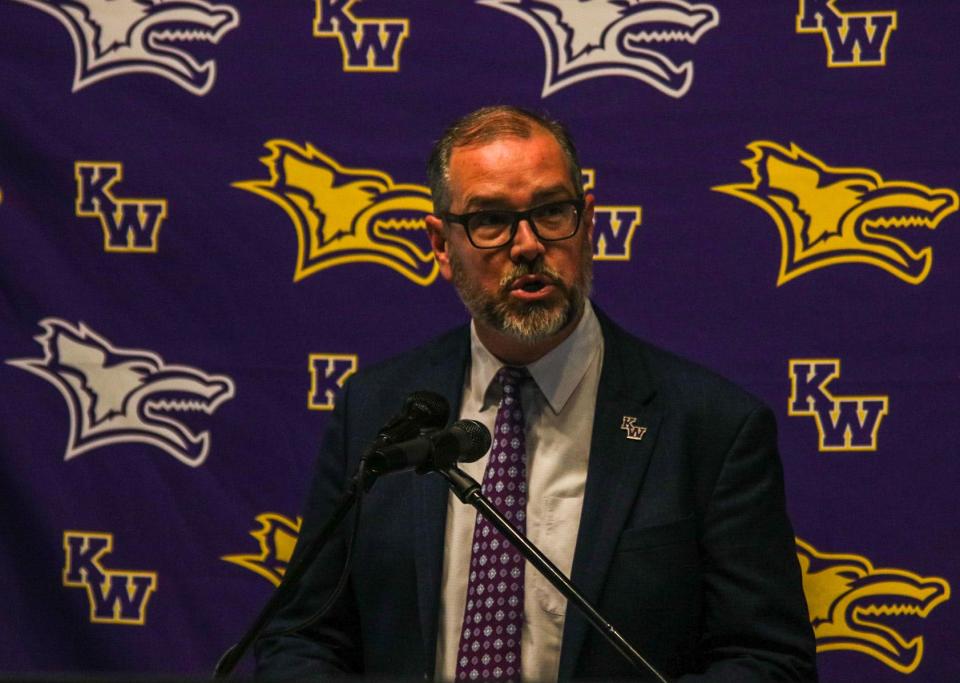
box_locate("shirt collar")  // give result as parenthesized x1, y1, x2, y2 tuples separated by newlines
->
(468, 300, 602, 414)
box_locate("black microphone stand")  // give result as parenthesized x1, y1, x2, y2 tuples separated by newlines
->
(436, 465, 670, 683)
(214, 410, 460, 677)
(213, 463, 376, 678)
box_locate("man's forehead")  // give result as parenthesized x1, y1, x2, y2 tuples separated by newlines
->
(449, 129, 558, 161)
(447, 132, 575, 207)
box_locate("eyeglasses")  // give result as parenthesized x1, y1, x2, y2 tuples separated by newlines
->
(443, 198, 585, 249)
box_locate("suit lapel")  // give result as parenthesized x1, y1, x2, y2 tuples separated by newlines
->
(558, 313, 663, 680)
(415, 469, 452, 675)
(411, 329, 470, 675)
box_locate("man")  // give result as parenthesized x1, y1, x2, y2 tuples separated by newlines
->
(255, 106, 817, 681)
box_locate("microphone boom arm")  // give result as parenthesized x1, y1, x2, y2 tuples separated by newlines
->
(435, 465, 670, 683)
(213, 464, 375, 678)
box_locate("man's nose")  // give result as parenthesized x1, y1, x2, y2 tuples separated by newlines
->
(510, 218, 546, 261)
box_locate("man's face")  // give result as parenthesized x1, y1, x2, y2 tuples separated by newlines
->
(427, 131, 594, 345)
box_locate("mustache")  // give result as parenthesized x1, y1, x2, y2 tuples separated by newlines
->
(497, 259, 565, 293)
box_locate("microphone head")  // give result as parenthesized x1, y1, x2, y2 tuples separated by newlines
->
(449, 419, 492, 464)
(406, 390, 450, 431)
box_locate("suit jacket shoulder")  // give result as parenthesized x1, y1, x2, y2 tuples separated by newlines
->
(596, 305, 766, 418)
(564, 306, 816, 680)
(334, 325, 471, 462)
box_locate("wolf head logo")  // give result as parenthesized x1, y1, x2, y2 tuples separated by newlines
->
(797, 538, 951, 674)
(15, 0, 239, 95)
(478, 0, 719, 97)
(221, 512, 302, 586)
(7, 319, 235, 467)
(714, 142, 958, 285)
(234, 140, 438, 286)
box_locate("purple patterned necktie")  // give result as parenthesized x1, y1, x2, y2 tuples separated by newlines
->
(455, 366, 529, 682)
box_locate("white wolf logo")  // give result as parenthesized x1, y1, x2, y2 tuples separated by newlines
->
(8, 319, 235, 467)
(14, 0, 239, 95)
(479, 0, 719, 97)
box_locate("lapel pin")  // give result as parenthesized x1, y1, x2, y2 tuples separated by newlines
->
(620, 416, 647, 441)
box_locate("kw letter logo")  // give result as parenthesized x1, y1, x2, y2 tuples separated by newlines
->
(788, 359, 888, 451)
(620, 416, 647, 441)
(714, 142, 957, 285)
(796, 0, 896, 67)
(235, 141, 436, 285)
(63, 531, 157, 625)
(222, 513, 302, 586)
(797, 537, 950, 674)
(309, 354, 358, 411)
(75, 162, 168, 252)
(313, 0, 409, 72)
(582, 169, 641, 261)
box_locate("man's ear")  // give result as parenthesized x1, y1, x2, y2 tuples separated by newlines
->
(583, 193, 596, 247)
(426, 214, 453, 282)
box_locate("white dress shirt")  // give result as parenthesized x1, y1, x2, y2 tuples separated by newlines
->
(435, 301, 604, 682)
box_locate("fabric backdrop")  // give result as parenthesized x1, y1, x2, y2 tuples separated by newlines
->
(1, 1, 957, 680)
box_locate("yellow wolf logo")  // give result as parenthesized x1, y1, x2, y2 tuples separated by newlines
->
(797, 538, 950, 674)
(235, 141, 437, 286)
(714, 142, 957, 285)
(221, 513, 302, 586)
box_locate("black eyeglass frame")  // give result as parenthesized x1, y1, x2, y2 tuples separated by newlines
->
(442, 198, 586, 249)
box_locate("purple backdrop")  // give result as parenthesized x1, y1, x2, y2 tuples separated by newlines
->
(1, 1, 957, 680)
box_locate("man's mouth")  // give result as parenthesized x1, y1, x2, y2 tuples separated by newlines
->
(509, 274, 557, 300)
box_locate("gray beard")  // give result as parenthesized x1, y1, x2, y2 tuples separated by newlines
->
(449, 247, 592, 344)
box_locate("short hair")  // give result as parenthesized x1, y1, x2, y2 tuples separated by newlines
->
(427, 105, 584, 213)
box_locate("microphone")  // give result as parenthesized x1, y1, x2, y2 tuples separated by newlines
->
(374, 391, 450, 446)
(366, 419, 491, 475)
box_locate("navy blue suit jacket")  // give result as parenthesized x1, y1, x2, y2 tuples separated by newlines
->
(255, 309, 817, 681)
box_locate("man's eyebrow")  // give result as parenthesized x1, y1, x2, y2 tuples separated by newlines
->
(460, 185, 574, 212)
(531, 185, 575, 202)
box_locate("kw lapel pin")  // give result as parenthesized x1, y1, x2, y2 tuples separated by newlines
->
(620, 416, 647, 441)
